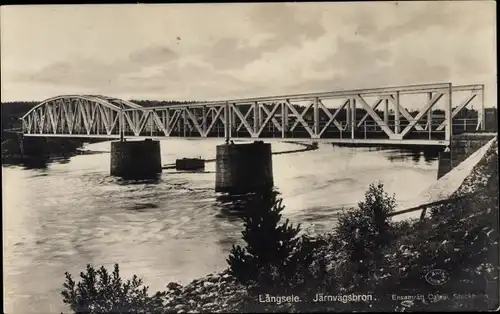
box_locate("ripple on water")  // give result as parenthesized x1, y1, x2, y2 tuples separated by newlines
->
(3, 142, 439, 314)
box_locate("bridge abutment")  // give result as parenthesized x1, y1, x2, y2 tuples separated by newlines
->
(110, 139, 162, 179)
(215, 141, 274, 194)
(437, 134, 496, 179)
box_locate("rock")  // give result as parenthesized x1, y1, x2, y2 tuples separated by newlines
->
(195, 287, 203, 294)
(224, 295, 241, 305)
(208, 275, 219, 282)
(203, 302, 217, 309)
(203, 281, 214, 288)
(220, 274, 232, 282)
(174, 304, 187, 311)
(208, 292, 218, 298)
(167, 282, 183, 291)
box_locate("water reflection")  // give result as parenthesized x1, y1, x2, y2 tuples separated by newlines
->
(2, 155, 73, 169)
(21, 157, 49, 170)
(214, 189, 282, 221)
(385, 147, 441, 164)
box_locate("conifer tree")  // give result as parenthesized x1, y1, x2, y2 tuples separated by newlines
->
(227, 190, 314, 291)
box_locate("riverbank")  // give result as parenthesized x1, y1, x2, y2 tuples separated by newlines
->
(1, 132, 106, 166)
(108, 138, 496, 313)
(60, 137, 498, 313)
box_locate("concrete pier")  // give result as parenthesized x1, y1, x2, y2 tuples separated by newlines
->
(437, 133, 495, 179)
(215, 141, 273, 193)
(110, 139, 162, 179)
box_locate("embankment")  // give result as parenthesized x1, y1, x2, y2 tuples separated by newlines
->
(392, 135, 497, 221)
(437, 133, 496, 179)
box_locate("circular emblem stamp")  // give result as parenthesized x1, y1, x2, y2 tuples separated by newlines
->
(425, 269, 450, 286)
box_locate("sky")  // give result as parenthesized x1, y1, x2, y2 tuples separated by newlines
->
(0, 2, 497, 106)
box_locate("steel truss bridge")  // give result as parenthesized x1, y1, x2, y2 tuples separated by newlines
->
(21, 82, 486, 147)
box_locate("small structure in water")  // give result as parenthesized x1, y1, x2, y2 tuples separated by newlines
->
(176, 157, 205, 171)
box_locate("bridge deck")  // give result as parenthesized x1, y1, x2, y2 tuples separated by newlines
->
(21, 133, 450, 146)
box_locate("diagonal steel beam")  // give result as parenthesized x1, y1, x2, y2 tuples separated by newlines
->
(167, 110, 182, 135)
(356, 97, 385, 128)
(185, 108, 204, 136)
(110, 113, 119, 134)
(257, 103, 281, 135)
(39, 106, 46, 133)
(289, 102, 314, 131)
(47, 102, 57, 134)
(87, 103, 98, 133)
(150, 111, 168, 136)
(318, 99, 348, 135)
(231, 104, 256, 137)
(136, 111, 151, 135)
(260, 103, 282, 131)
(285, 100, 315, 137)
(235, 105, 254, 132)
(205, 106, 224, 135)
(436, 93, 477, 131)
(123, 111, 137, 135)
(355, 95, 395, 138)
(97, 105, 111, 134)
(387, 95, 425, 131)
(399, 92, 443, 138)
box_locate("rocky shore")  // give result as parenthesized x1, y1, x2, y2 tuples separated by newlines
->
(162, 269, 249, 313)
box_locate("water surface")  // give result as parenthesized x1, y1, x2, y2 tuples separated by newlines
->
(3, 139, 438, 313)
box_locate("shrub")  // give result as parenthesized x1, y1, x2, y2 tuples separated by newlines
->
(334, 182, 396, 266)
(61, 264, 166, 314)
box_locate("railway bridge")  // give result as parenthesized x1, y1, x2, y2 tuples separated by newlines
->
(18, 82, 488, 191)
(20, 82, 486, 146)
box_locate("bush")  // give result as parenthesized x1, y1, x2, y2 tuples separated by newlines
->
(335, 182, 396, 265)
(61, 264, 166, 314)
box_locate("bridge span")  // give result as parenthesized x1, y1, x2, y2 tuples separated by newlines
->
(20, 82, 486, 147)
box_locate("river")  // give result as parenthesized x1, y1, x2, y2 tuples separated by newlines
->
(3, 139, 439, 313)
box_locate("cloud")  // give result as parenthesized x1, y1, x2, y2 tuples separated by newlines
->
(1, 2, 495, 105)
(200, 3, 326, 70)
(11, 45, 180, 90)
(129, 46, 179, 66)
(247, 3, 326, 47)
(14, 58, 125, 88)
(202, 37, 263, 70)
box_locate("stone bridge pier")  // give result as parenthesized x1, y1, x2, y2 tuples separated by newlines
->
(110, 139, 162, 179)
(215, 141, 274, 194)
